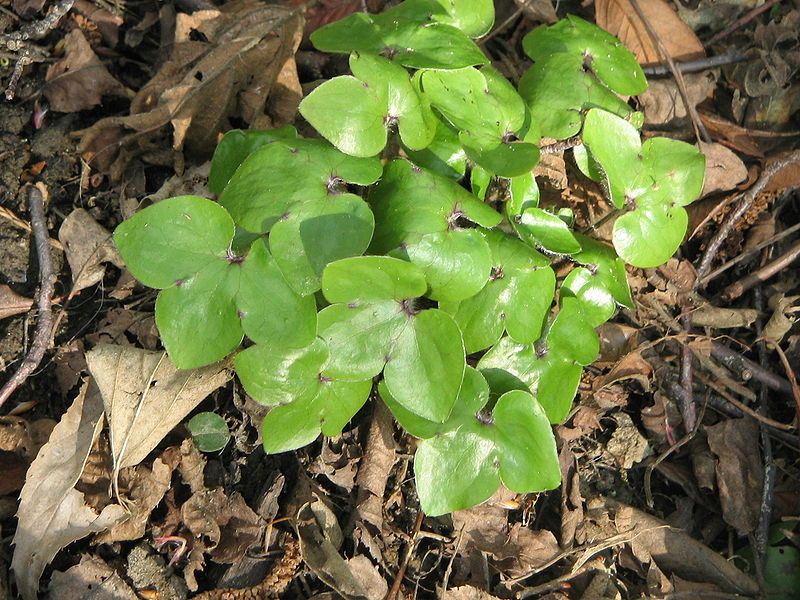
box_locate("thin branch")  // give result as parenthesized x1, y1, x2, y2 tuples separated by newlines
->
(0, 184, 56, 410)
(710, 341, 794, 396)
(720, 239, 800, 301)
(386, 509, 424, 600)
(695, 151, 800, 286)
(704, 0, 783, 46)
(642, 52, 747, 77)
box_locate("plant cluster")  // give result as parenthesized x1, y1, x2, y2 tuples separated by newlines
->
(114, 0, 705, 516)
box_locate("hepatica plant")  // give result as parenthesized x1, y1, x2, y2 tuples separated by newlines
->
(114, 0, 705, 516)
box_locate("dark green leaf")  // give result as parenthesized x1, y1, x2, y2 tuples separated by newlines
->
(188, 412, 230, 452)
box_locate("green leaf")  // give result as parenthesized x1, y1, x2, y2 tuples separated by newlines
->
(235, 338, 329, 407)
(429, 0, 494, 37)
(369, 159, 501, 254)
(261, 378, 372, 453)
(268, 195, 376, 295)
(115, 197, 317, 368)
(219, 139, 382, 234)
(188, 412, 230, 452)
(582, 109, 705, 267)
(350, 53, 437, 151)
(519, 17, 647, 139)
(397, 230, 492, 303)
(562, 267, 616, 327)
(310, 11, 486, 69)
(547, 297, 600, 366)
(298, 76, 387, 157)
(516, 208, 582, 255)
(414, 387, 560, 516)
(470, 165, 492, 200)
(403, 118, 467, 180)
(508, 172, 540, 215)
(571, 233, 634, 308)
(460, 134, 540, 178)
(441, 230, 555, 353)
(383, 309, 465, 422)
(380, 366, 489, 438)
(322, 255, 427, 303)
(114, 195, 234, 290)
(208, 127, 298, 195)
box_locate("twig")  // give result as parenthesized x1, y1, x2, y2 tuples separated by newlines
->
(719, 239, 800, 301)
(704, 0, 783, 46)
(540, 135, 582, 155)
(761, 340, 800, 423)
(679, 313, 697, 431)
(642, 52, 747, 77)
(710, 342, 794, 396)
(0, 184, 56, 410)
(386, 509, 424, 600)
(628, 0, 711, 143)
(0, 205, 64, 250)
(699, 221, 800, 285)
(479, 7, 523, 44)
(695, 151, 800, 286)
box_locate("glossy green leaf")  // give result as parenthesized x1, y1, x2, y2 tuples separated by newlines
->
(460, 134, 540, 178)
(219, 139, 381, 234)
(114, 195, 234, 290)
(268, 194, 376, 295)
(403, 118, 467, 179)
(208, 127, 298, 195)
(582, 109, 705, 267)
(397, 230, 492, 303)
(322, 255, 427, 303)
(519, 16, 647, 139)
(380, 366, 489, 439)
(414, 387, 560, 516)
(115, 198, 316, 368)
(562, 267, 616, 327)
(429, 0, 494, 37)
(310, 11, 486, 69)
(547, 297, 600, 366)
(383, 309, 465, 422)
(188, 412, 230, 452)
(441, 230, 555, 353)
(571, 233, 633, 309)
(235, 339, 329, 407)
(298, 76, 387, 157)
(516, 208, 582, 255)
(261, 378, 372, 453)
(369, 159, 501, 254)
(508, 172, 540, 215)
(470, 165, 492, 200)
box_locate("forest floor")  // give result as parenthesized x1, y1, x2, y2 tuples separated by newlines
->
(0, 0, 799, 598)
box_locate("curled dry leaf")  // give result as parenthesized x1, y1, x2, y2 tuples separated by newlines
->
(764, 294, 800, 343)
(705, 419, 763, 534)
(605, 412, 651, 469)
(639, 74, 715, 127)
(0, 284, 33, 320)
(594, 0, 704, 65)
(11, 380, 127, 600)
(44, 29, 126, 113)
(85, 344, 232, 471)
(692, 305, 759, 328)
(58, 208, 124, 294)
(77, 1, 304, 180)
(47, 554, 138, 600)
(698, 142, 748, 197)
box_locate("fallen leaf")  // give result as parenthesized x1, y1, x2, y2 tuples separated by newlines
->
(44, 29, 126, 112)
(606, 498, 759, 595)
(11, 380, 127, 600)
(699, 111, 799, 158)
(764, 294, 799, 342)
(0, 451, 28, 495)
(0, 284, 33, 320)
(345, 555, 388, 600)
(58, 208, 125, 294)
(85, 344, 232, 470)
(78, 2, 304, 180)
(595, 351, 653, 391)
(442, 586, 502, 599)
(73, 0, 124, 47)
(309, 437, 360, 492)
(595, 0, 705, 65)
(47, 554, 138, 600)
(639, 74, 715, 127)
(699, 142, 748, 197)
(692, 305, 759, 328)
(706, 419, 763, 534)
(514, 0, 557, 24)
(296, 502, 373, 600)
(605, 413, 651, 469)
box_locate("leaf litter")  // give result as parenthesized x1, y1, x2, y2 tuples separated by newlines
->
(2, 0, 800, 597)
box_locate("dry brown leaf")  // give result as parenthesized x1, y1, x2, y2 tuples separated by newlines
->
(606, 499, 759, 595)
(0, 284, 33, 320)
(47, 554, 138, 600)
(705, 419, 763, 534)
(73, 0, 124, 47)
(78, 2, 304, 180)
(595, 351, 653, 391)
(699, 142, 748, 197)
(605, 413, 651, 469)
(85, 344, 232, 470)
(764, 294, 799, 342)
(96, 449, 179, 543)
(692, 305, 759, 328)
(58, 208, 124, 294)
(594, 0, 704, 65)
(514, 0, 557, 23)
(44, 29, 126, 113)
(639, 74, 715, 127)
(296, 502, 372, 600)
(11, 380, 127, 600)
